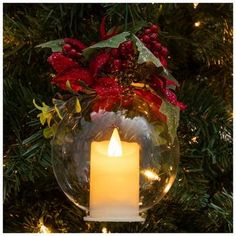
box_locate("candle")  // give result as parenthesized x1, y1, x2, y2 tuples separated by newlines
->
(84, 128, 143, 222)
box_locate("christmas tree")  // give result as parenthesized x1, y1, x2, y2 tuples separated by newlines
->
(3, 3, 232, 233)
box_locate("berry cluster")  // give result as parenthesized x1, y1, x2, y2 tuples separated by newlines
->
(137, 24, 168, 68)
(109, 40, 135, 72)
(107, 24, 168, 74)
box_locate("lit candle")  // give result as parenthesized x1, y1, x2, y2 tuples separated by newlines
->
(84, 128, 143, 222)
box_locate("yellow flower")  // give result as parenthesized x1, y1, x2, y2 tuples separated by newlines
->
(75, 98, 81, 113)
(33, 99, 52, 126)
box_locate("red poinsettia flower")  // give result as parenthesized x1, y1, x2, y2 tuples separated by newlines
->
(51, 67, 93, 92)
(92, 77, 123, 112)
(89, 51, 111, 78)
(93, 77, 122, 96)
(48, 52, 93, 92)
(150, 75, 187, 110)
(47, 52, 79, 73)
(134, 89, 167, 122)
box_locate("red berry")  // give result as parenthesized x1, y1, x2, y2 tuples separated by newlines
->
(120, 46, 127, 56)
(150, 24, 159, 33)
(150, 33, 158, 40)
(145, 43, 151, 49)
(153, 51, 159, 58)
(114, 59, 121, 66)
(145, 29, 152, 35)
(125, 40, 133, 50)
(68, 49, 78, 58)
(63, 44, 72, 52)
(159, 56, 167, 67)
(153, 42, 162, 51)
(111, 48, 119, 58)
(161, 47, 168, 57)
(113, 59, 121, 71)
(76, 52, 81, 58)
(142, 35, 150, 43)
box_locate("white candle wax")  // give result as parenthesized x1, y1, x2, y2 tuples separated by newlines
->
(84, 128, 143, 222)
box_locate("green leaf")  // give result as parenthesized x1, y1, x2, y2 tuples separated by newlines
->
(159, 100, 180, 144)
(153, 124, 167, 145)
(82, 32, 130, 60)
(43, 124, 57, 139)
(131, 34, 179, 86)
(35, 39, 64, 52)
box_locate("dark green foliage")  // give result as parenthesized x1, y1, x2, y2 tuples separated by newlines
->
(3, 3, 232, 233)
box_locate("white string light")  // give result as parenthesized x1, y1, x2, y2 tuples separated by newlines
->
(194, 21, 201, 27)
(38, 218, 51, 233)
(193, 3, 199, 9)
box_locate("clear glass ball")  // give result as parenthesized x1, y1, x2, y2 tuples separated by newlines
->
(52, 95, 179, 216)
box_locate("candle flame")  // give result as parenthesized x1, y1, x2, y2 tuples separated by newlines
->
(107, 128, 122, 157)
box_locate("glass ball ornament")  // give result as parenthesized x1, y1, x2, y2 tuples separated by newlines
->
(52, 95, 179, 222)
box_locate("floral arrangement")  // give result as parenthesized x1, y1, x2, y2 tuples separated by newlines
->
(34, 17, 186, 141)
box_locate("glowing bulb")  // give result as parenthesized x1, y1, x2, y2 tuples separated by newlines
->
(193, 3, 199, 9)
(142, 169, 161, 181)
(38, 218, 51, 233)
(194, 21, 201, 27)
(102, 227, 108, 233)
(191, 136, 198, 143)
(39, 224, 51, 233)
(107, 128, 122, 157)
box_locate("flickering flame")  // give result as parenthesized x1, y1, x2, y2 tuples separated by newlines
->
(107, 128, 122, 157)
(143, 169, 161, 181)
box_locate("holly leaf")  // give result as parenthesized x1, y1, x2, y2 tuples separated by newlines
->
(153, 123, 167, 145)
(132, 34, 179, 86)
(159, 100, 180, 144)
(35, 39, 64, 52)
(82, 32, 130, 60)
